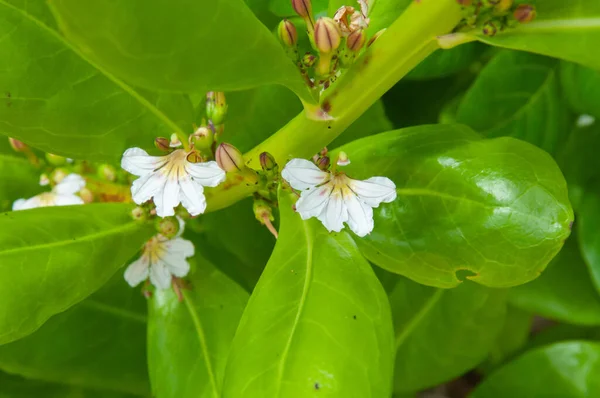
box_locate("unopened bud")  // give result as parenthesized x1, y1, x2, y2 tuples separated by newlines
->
(314, 18, 342, 54)
(514, 4, 536, 23)
(301, 52, 317, 68)
(8, 137, 27, 152)
(51, 168, 67, 184)
(317, 156, 330, 171)
(253, 200, 274, 223)
(98, 164, 117, 182)
(155, 137, 171, 152)
(190, 126, 213, 149)
(347, 29, 366, 53)
(215, 143, 244, 173)
(79, 188, 94, 204)
(482, 21, 497, 36)
(494, 0, 513, 12)
(278, 19, 298, 48)
(170, 133, 182, 148)
(39, 174, 50, 186)
(319, 147, 328, 157)
(291, 0, 312, 19)
(206, 92, 228, 125)
(336, 151, 350, 166)
(259, 152, 277, 172)
(156, 216, 179, 238)
(45, 153, 67, 166)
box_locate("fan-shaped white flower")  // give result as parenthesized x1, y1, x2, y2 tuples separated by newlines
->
(121, 148, 226, 218)
(12, 173, 85, 211)
(124, 217, 193, 289)
(282, 158, 396, 237)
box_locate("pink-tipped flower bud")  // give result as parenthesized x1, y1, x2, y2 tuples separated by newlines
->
(8, 137, 27, 152)
(278, 19, 298, 48)
(336, 151, 350, 166)
(156, 216, 180, 238)
(317, 156, 330, 171)
(259, 152, 278, 172)
(347, 29, 366, 53)
(206, 92, 228, 125)
(301, 52, 317, 68)
(291, 0, 312, 19)
(514, 4, 536, 23)
(314, 17, 342, 54)
(155, 137, 171, 152)
(215, 143, 244, 173)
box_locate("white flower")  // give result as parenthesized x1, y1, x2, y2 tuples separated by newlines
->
(121, 148, 226, 218)
(124, 227, 194, 289)
(334, 0, 369, 36)
(12, 173, 85, 211)
(282, 158, 396, 237)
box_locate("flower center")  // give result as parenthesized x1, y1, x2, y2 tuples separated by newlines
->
(38, 192, 56, 206)
(143, 236, 168, 264)
(329, 173, 354, 199)
(158, 149, 188, 181)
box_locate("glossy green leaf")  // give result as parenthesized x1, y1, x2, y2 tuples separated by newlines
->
(485, 306, 532, 371)
(0, 371, 143, 398)
(0, 0, 194, 161)
(456, 51, 570, 154)
(0, 154, 40, 212)
(222, 191, 394, 397)
(510, 235, 600, 326)
(357, 0, 412, 35)
(0, 203, 153, 345)
(391, 278, 506, 393)
(474, 0, 600, 70)
(0, 274, 149, 396)
(406, 43, 484, 80)
(529, 324, 600, 350)
(561, 61, 600, 119)
(577, 186, 600, 295)
(50, 0, 311, 102)
(471, 341, 600, 397)
(148, 257, 248, 398)
(272, 0, 328, 18)
(336, 124, 573, 288)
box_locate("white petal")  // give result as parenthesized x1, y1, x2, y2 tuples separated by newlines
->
(54, 174, 85, 195)
(162, 240, 194, 278)
(149, 261, 173, 290)
(317, 191, 347, 233)
(282, 159, 330, 191)
(344, 193, 374, 237)
(121, 147, 164, 177)
(175, 216, 186, 237)
(153, 177, 180, 218)
(349, 176, 397, 207)
(13, 196, 44, 210)
(12, 199, 28, 211)
(53, 194, 85, 206)
(295, 183, 333, 220)
(186, 161, 226, 187)
(164, 237, 195, 259)
(131, 173, 164, 206)
(178, 176, 207, 216)
(124, 257, 150, 287)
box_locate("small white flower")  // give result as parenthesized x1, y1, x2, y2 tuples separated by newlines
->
(124, 227, 194, 289)
(577, 114, 596, 128)
(12, 173, 85, 211)
(121, 148, 226, 218)
(282, 158, 396, 237)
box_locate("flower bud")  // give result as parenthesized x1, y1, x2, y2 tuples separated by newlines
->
(170, 133, 182, 148)
(45, 153, 67, 166)
(494, 0, 513, 12)
(156, 216, 179, 238)
(314, 17, 342, 54)
(336, 151, 350, 166)
(301, 52, 317, 68)
(482, 21, 498, 36)
(259, 152, 277, 172)
(155, 137, 171, 152)
(253, 199, 274, 223)
(39, 174, 50, 186)
(346, 29, 366, 53)
(317, 156, 330, 171)
(291, 0, 312, 19)
(8, 137, 27, 152)
(278, 19, 298, 48)
(514, 4, 536, 23)
(51, 168, 67, 184)
(98, 164, 117, 182)
(79, 188, 94, 204)
(215, 143, 244, 173)
(190, 126, 214, 149)
(206, 92, 228, 125)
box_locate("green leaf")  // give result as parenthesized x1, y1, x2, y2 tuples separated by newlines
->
(391, 278, 506, 393)
(336, 124, 573, 288)
(272, 0, 328, 18)
(0, 274, 149, 396)
(456, 51, 571, 154)
(560, 61, 600, 119)
(577, 187, 600, 295)
(0, 154, 41, 212)
(473, 0, 600, 70)
(529, 324, 600, 350)
(0, 371, 144, 398)
(0, 203, 153, 345)
(470, 341, 600, 397)
(148, 257, 248, 398)
(0, 0, 194, 161)
(222, 191, 394, 397)
(406, 43, 484, 80)
(484, 306, 532, 371)
(510, 235, 600, 326)
(49, 0, 312, 102)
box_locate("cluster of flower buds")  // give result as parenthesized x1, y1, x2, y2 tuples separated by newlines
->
(312, 147, 330, 171)
(456, 0, 536, 37)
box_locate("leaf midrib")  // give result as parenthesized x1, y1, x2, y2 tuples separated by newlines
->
(0, 0, 183, 135)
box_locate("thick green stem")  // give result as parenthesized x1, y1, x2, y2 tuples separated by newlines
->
(205, 0, 463, 212)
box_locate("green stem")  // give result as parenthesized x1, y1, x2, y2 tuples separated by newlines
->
(205, 0, 463, 212)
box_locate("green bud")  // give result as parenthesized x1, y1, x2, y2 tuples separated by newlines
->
(317, 156, 330, 171)
(495, 0, 513, 13)
(482, 20, 498, 36)
(346, 29, 366, 53)
(97, 164, 117, 182)
(51, 168, 68, 184)
(278, 19, 298, 48)
(79, 188, 94, 204)
(259, 152, 278, 173)
(156, 216, 180, 238)
(514, 4, 536, 23)
(154, 137, 171, 152)
(215, 143, 244, 173)
(45, 153, 67, 166)
(8, 137, 27, 152)
(190, 126, 214, 149)
(301, 52, 317, 68)
(206, 92, 228, 125)
(314, 17, 342, 54)
(253, 199, 274, 224)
